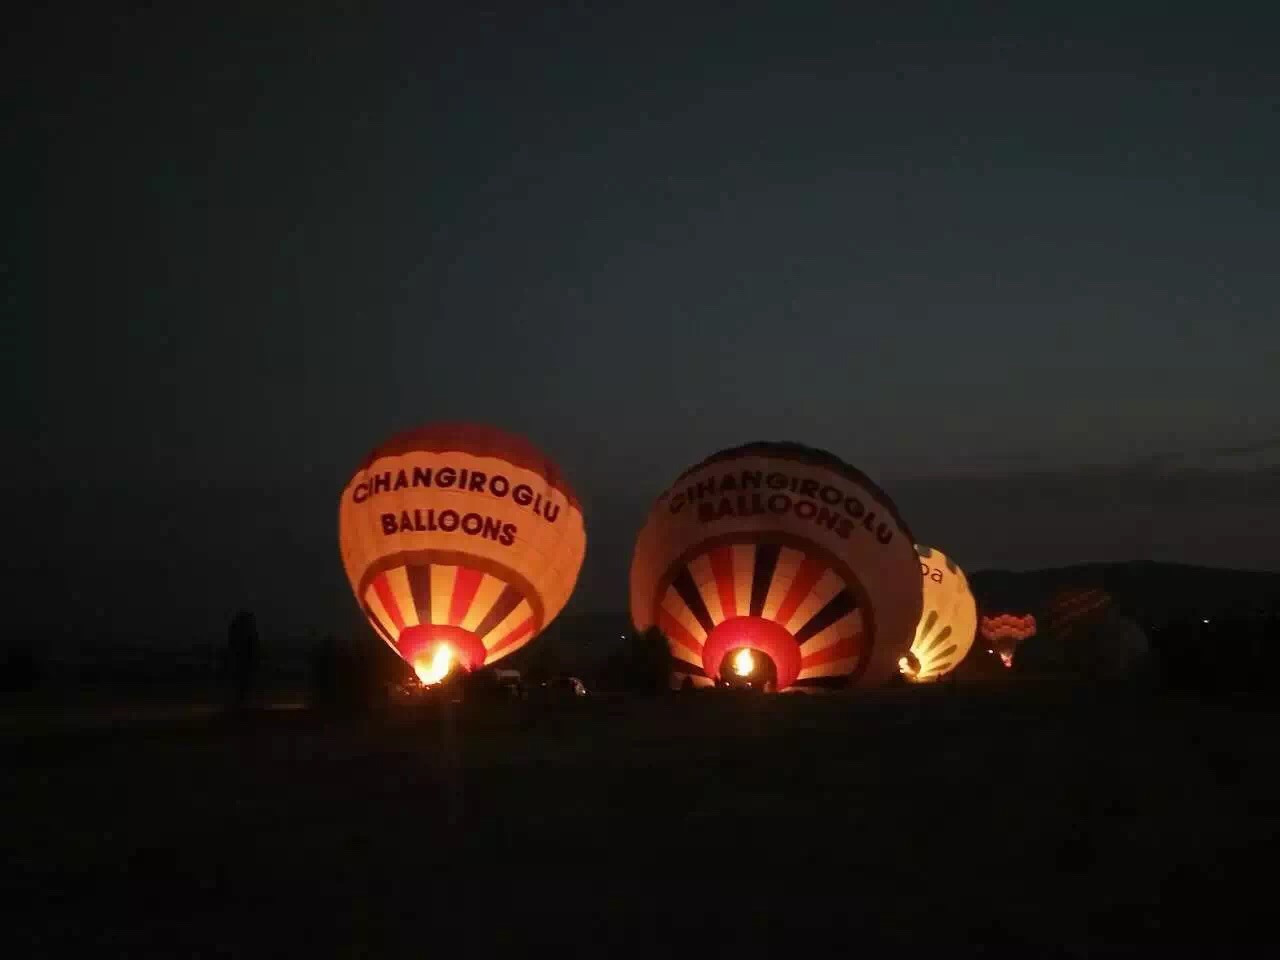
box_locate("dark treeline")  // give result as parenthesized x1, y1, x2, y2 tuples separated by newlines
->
(1148, 615, 1277, 697)
(2, 612, 1275, 705)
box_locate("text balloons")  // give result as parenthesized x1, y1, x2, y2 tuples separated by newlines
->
(900, 546, 978, 683)
(631, 442, 921, 691)
(338, 423, 586, 681)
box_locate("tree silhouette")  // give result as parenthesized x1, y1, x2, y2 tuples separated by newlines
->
(600, 628, 670, 693)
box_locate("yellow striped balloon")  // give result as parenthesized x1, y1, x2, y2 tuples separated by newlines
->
(900, 545, 977, 683)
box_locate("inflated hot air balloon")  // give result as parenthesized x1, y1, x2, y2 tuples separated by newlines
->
(979, 613, 1037, 668)
(1046, 586, 1112, 637)
(630, 442, 921, 691)
(1018, 611, 1150, 679)
(338, 423, 586, 684)
(899, 545, 977, 683)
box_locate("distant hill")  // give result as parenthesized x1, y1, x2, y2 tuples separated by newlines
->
(970, 561, 1279, 627)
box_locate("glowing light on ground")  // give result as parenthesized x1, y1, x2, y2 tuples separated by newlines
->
(414, 645, 454, 685)
(732, 648, 755, 677)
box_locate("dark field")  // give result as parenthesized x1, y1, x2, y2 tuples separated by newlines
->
(6, 687, 1277, 955)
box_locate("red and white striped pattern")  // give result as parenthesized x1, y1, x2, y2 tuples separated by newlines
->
(657, 542, 866, 687)
(363, 562, 537, 664)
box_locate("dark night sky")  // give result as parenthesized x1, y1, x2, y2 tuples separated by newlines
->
(12, 4, 1280, 650)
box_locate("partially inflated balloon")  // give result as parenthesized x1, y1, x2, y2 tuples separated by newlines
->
(631, 442, 921, 691)
(899, 546, 977, 683)
(338, 423, 585, 682)
(1046, 586, 1112, 637)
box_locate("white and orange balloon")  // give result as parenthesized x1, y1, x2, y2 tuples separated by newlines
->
(338, 423, 586, 684)
(631, 442, 922, 691)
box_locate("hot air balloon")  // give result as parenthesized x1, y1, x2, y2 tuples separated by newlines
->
(1018, 610, 1151, 679)
(630, 442, 921, 691)
(979, 613, 1037, 668)
(1046, 586, 1112, 638)
(338, 423, 586, 685)
(898, 545, 977, 683)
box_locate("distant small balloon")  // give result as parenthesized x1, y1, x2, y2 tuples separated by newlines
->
(979, 613, 1038, 643)
(1046, 586, 1112, 636)
(979, 613, 1037, 668)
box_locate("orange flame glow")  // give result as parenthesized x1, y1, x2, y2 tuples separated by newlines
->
(413, 645, 454, 685)
(732, 648, 755, 677)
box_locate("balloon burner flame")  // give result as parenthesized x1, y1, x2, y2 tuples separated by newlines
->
(898, 651, 921, 679)
(414, 645, 454, 686)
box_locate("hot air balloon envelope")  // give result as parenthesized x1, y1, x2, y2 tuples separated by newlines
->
(979, 613, 1037, 668)
(902, 546, 977, 682)
(338, 423, 586, 681)
(631, 442, 921, 691)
